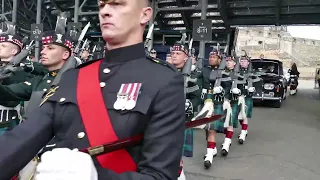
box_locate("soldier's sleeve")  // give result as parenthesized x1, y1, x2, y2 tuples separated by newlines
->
(0, 102, 54, 179)
(29, 62, 49, 76)
(0, 77, 38, 101)
(102, 73, 185, 179)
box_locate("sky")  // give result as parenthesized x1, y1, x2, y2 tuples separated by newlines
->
(287, 26, 320, 40)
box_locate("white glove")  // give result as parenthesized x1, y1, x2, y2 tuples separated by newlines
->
(34, 148, 98, 180)
(213, 86, 223, 94)
(185, 101, 191, 111)
(248, 87, 255, 93)
(231, 88, 241, 95)
(191, 64, 196, 71)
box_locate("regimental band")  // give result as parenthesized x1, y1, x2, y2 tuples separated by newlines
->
(114, 83, 142, 111)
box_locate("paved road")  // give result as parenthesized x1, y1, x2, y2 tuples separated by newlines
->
(183, 80, 320, 180)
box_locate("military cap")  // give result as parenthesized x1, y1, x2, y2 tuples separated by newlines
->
(150, 49, 157, 54)
(240, 55, 250, 61)
(0, 34, 24, 50)
(209, 49, 221, 58)
(41, 31, 73, 52)
(171, 43, 188, 55)
(225, 55, 235, 62)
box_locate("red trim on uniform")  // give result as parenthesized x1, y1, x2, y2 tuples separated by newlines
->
(77, 60, 137, 173)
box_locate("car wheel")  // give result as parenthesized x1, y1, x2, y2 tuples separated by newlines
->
(273, 99, 282, 108)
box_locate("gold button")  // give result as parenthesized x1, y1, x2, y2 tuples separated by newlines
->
(103, 68, 110, 74)
(43, 88, 47, 92)
(100, 82, 106, 87)
(77, 132, 85, 139)
(47, 80, 51, 84)
(59, 98, 66, 102)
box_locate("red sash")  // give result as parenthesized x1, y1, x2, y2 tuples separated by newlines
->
(77, 60, 137, 173)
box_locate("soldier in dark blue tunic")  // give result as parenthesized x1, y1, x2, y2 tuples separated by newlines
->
(0, 0, 185, 180)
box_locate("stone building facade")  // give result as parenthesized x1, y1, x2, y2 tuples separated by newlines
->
(236, 26, 320, 68)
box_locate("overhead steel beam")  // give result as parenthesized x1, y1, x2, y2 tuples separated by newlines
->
(228, 14, 320, 25)
(229, 0, 320, 8)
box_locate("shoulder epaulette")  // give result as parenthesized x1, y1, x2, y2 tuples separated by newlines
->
(76, 59, 101, 69)
(146, 56, 176, 71)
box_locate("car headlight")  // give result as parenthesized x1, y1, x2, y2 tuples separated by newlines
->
(264, 83, 275, 90)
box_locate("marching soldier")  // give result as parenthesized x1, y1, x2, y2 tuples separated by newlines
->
(0, 0, 185, 180)
(150, 48, 157, 58)
(80, 45, 90, 63)
(0, 33, 35, 135)
(171, 42, 200, 180)
(0, 30, 74, 108)
(237, 55, 257, 144)
(194, 49, 237, 168)
(166, 53, 172, 64)
(220, 55, 241, 156)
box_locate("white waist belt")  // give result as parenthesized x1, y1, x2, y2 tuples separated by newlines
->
(0, 104, 21, 123)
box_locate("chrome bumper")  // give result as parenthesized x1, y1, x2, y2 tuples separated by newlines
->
(252, 96, 281, 101)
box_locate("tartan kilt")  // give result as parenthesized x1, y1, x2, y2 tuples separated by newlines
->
(207, 103, 225, 133)
(0, 119, 19, 136)
(183, 115, 193, 157)
(245, 97, 253, 118)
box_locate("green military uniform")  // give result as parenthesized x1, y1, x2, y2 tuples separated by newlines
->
(183, 67, 203, 157)
(0, 33, 36, 135)
(171, 42, 197, 158)
(223, 69, 240, 129)
(0, 70, 58, 102)
(238, 68, 253, 118)
(24, 61, 49, 76)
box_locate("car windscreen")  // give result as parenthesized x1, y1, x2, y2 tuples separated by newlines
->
(252, 61, 279, 75)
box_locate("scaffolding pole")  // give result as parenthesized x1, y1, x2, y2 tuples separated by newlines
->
(74, 0, 79, 23)
(35, 0, 42, 61)
(12, 0, 17, 23)
(198, 0, 208, 69)
(1, 0, 4, 29)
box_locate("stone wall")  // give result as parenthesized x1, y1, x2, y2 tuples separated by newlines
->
(236, 27, 320, 77)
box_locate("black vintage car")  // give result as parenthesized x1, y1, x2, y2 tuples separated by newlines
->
(251, 59, 288, 108)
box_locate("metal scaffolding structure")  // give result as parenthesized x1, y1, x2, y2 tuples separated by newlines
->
(0, 0, 320, 53)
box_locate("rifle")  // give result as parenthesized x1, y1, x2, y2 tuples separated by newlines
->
(144, 24, 154, 55)
(81, 115, 223, 156)
(73, 22, 91, 57)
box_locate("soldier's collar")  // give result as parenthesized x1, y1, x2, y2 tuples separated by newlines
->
(0, 61, 9, 67)
(48, 70, 59, 77)
(104, 43, 145, 63)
